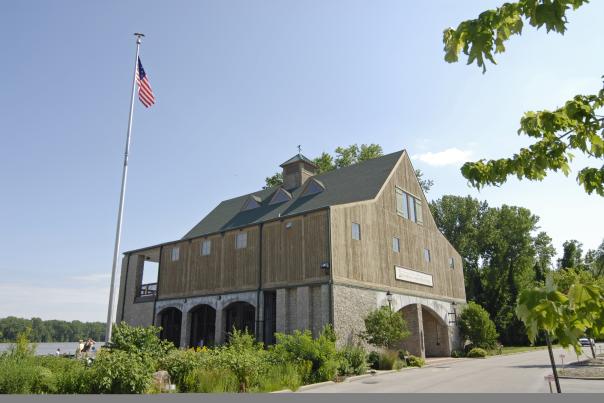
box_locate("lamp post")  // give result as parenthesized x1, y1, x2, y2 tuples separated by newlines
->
(386, 291, 393, 310)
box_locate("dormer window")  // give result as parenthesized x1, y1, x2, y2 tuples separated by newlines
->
(269, 188, 292, 205)
(241, 195, 262, 211)
(300, 178, 325, 197)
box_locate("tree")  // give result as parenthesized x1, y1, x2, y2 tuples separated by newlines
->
(516, 275, 604, 392)
(457, 301, 499, 349)
(444, 1, 604, 196)
(359, 306, 410, 350)
(584, 238, 604, 277)
(558, 239, 585, 269)
(533, 232, 556, 283)
(415, 169, 434, 193)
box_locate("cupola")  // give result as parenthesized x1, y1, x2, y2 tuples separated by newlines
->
(279, 153, 317, 190)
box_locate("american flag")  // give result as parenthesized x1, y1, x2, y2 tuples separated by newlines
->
(136, 57, 155, 108)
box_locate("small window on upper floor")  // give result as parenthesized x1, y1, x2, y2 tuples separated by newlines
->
(424, 248, 431, 263)
(395, 188, 408, 219)
(236, 232, 248, 249)
(301, 178, 325, 197)
(392, 237, 400, 253)
(171, 247, 180, 262)
(201, 240, 212, 256)
(269, 188, 292, 205)
(241, 196, 261, 211)
(449, 257, 455, 269)
(352, 222, 361, 241)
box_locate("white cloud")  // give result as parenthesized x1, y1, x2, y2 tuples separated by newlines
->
(411, 148, 473, 167)
(0, 283, 108, 322)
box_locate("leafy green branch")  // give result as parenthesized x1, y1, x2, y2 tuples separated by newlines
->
(443, 0, 589, 73)
(461, 91, 604, 196)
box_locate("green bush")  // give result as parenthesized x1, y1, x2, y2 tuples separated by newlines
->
(393, 359, 406, 370)
(337, 345, 368, 376)
(458, 302, 499, 349)
(210, 329, 268, 392)
(377, 351, 398, 370)
(183, 367, 239, 393)
(254, 363, 304, 392)
(360, 306, 410, 349)
(107, 322, 174, 364)
(0, 355, 57, 394)
(367, 351, 380, 370)
(159, 348, 206, 390)
(89, 349, 155, 394)
(467, 347, 487, 358)
(36, 356, 92, 394)
(450, 349, 465, 358)
(269, 326, 339, 384)
(406, 355, 425, 367)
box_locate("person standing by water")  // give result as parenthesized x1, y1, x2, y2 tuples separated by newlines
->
(77, 340, 84, 358)
(55, 348, 61, 356)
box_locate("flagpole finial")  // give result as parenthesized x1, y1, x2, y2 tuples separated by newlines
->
(134, 32, 145, 44)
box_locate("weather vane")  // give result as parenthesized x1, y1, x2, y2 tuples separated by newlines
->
(297, 145, 302, 154)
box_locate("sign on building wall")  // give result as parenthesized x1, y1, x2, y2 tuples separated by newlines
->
(394, 266, 433, 287)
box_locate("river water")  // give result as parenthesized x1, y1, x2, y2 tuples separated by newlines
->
(0, 342, 105, 356)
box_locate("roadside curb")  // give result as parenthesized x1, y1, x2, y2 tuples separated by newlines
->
(558, 376, 604, 380)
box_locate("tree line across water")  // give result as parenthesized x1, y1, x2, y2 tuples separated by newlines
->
(0, 317, 105, 343)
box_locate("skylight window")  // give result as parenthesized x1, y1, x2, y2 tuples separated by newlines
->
(269, 188, 292, 205)
(241, 196, 261, 211)
(300, 179, 325, 197)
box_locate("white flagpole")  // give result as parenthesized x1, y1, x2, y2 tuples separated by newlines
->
(105, 33, 145, 342)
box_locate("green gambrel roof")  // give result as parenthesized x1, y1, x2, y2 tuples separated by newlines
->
(182, 150, 404, 239)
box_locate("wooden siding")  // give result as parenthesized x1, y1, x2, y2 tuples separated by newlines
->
(158, 227, 260, 299)
(330, 152, 466, 301)
(262, 210, 330, 288)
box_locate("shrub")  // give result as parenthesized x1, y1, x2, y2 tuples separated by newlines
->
(254, 363, 304, 392)
(406, 355, 425, 367)
(467, 347, 487, 358)
(210, 329, 268, 392)
(451, 349, 465, 358)
(393, 359, 406, 370)
(159, 348, 206, 390)
(458, 302, 499, 349)
(367, 351, 380, 370)
(183, 367, 239, 393)
(337, 345, 368, 376)
(360, 306, 410, 349)
(0, 355, 57, 394)
(269, 326, 339, 384)
(36, 356, 92, 394)
(107, 322, 174, 364)
(377, 351, 398, 370)
(89, 349, 155, 394)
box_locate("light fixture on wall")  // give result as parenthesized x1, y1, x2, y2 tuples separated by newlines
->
(386, 290, 393, 310)
(320, 261, 330, 275)
(448, 301, 457, 324)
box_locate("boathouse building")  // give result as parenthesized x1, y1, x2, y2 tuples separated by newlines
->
(117, 150, 466, 357)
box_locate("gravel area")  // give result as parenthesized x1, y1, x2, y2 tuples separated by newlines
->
(559, 358, 604, 379)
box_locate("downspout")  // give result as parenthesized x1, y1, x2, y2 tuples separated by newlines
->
(119, 253, 132, 323)
(328, 207, 334, 327)
(152, 245, 163, 326)
(256, 223, 263, 343)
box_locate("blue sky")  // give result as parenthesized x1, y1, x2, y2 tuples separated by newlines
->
(1, 1, 603, 321)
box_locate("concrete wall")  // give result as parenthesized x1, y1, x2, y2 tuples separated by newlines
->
(333, 284, 461, 355)
(276, 284, 330, 337)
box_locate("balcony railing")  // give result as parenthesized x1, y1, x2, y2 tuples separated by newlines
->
(138, 282, 157, 297)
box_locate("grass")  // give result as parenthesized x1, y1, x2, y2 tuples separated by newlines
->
(487, 345, 560, 356)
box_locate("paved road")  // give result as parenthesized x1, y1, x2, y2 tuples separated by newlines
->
(301, 346, 604, 393)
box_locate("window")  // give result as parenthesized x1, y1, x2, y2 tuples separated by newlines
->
(236, 232, 248, 249)
(301, 178, 325, 197)
(395, 187, 423, 225)
(352, 222, 361, 240)
(424, 248, 431, 263)
(392, 237, 400, 253)
(449, 257, 455, 269)
(171, 247, 180, 262)
(269, 188, 292, 205)
(201, 240, 211, 256)
(242, 196, 261, 211)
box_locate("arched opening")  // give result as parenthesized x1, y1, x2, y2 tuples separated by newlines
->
(189, 304, 216, 348)
(421, 306, 450, 357)
(398, 303, 451, 358)
(158, 307, 182, 348)
(224, 301, 255, 340)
